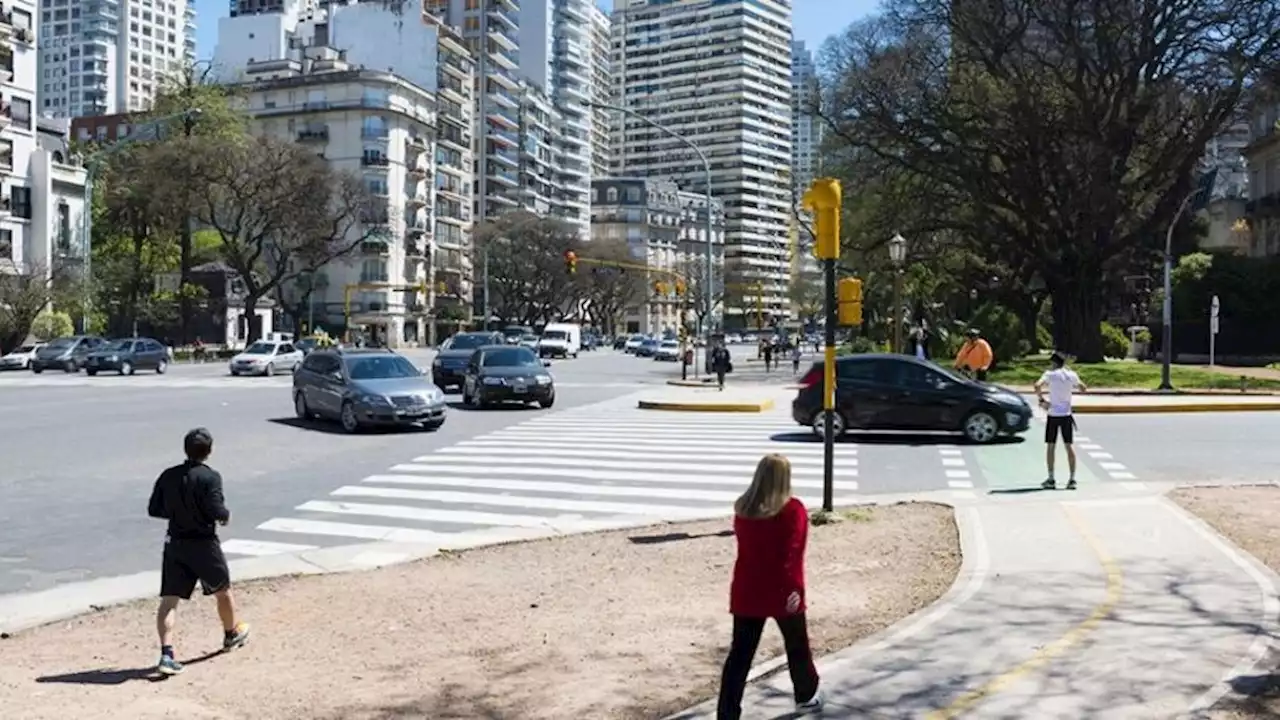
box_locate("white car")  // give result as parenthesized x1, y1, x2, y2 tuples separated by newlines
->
(624, 334, 645, 353)
(229, 340, 303, 376)
(0, 342, 43, 370)
(654, 340, 681, 362)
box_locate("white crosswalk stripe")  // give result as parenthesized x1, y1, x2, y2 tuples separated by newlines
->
(218, 394, 861, 557)
(0, 375, 642, 390)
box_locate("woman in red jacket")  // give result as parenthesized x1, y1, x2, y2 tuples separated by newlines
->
(717, 453, 823, 719)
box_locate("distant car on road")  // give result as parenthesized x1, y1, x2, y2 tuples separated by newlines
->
(624, 334, 645, 353)
(791, 354, 1032, 443)
(0, 342, 43, 370)
(293, 348, 447, 433)
(612, 336, 627, 350)
(634, 338, 659, 358)
(30, 335, 107, 373)
(84, 337, 170, 375)
(461, 344, 555, 409)
(432, 331, 505, 391)
(654, 339, 680, 361)
(502, 325, 534, 345)
(229, 340, 303, 376)
(519, 333, 539, 350)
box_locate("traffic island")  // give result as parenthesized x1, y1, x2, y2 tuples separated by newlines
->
(637, 387, 782, 412)
(1069, 394, 1280, 414)
(0, 504, 960, 720)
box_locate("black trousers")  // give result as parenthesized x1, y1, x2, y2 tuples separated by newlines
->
(717, 614, 820, 720)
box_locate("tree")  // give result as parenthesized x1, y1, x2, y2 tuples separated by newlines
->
(577, 239, 645, 335)
(192, 135, 381, 343)
(819, 0, 1280, 361)
(677, 254, 722, 334)
(788, 268, 823, 327)
(0, 263, 63, 350)
(473, 211, 582, 326)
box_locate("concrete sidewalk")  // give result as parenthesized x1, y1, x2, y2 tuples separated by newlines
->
(1059, 393, 1280, 414)
(670, 492, 1280, 719)
(636, 386, 791, 412)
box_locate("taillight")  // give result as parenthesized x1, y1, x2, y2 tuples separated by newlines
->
(798, 365, 823, 388)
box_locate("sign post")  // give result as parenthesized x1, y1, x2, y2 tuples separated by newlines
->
(1210, 295, 1220, 368)
(802, 179, 842, 513)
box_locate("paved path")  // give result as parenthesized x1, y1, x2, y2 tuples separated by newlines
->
(673, 489, 1279, 719)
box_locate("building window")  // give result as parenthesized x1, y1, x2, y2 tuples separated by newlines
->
(360, 259, 388, 283)
(11, 186, 31, 219)
(626, 187, 640, 202)
(606, 187, 618, 203)
(0, 228, 11, 261)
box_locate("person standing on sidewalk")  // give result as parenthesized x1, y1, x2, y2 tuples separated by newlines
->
(1036, 352, 1088, 490)
(717, 454, 824, 719)
(791, 343, 802, 374)
(147, 428, 250, 675)
(762, 339, 774, 373)
(954, 328, 993, 381)
(711, 341, 732, 391)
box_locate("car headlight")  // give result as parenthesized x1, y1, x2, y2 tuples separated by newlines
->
(482, 376, 504, 386)
(535, 374, 552, 385)
(429, 388, 444, 403)
(358, 393, 392, 406)
(432, 358, 442, 367)
(108, 355, 118, 362)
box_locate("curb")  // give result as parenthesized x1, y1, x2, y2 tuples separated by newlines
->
(1073, 402, 1280, 414)
(638, 399, 775, 412)
(666, 378, 713, 387)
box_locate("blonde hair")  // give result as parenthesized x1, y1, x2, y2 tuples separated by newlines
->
(734, 454, 793, 519)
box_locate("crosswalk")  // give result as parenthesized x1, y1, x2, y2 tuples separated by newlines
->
(218, 396, 862, 558)
(0, 373, 643, 390)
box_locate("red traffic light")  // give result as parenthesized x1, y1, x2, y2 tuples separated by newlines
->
(564, 250, 577, 274)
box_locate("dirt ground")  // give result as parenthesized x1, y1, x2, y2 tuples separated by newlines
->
(0, 502, 960, 720)
(1170, 485, 1280, 719)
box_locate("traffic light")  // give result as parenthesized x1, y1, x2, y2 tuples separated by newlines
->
(674, 279, 686, 296)
(838, 277, 863, 326)
(436, 281, 447, 293)
(654, 281, 668, 297)
(803, 178, 842, 260)
(564, 250, 577, 274)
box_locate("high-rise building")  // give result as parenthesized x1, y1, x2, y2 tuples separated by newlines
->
(587, 3, 611, 180)
(790, 39, 822, 200)
(37, 0, 197, 118)
(611, 0, 793, 330)
(1, 3, 91, 286)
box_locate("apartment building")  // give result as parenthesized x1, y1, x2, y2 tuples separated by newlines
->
(790, 40, 821, 200)
(1, 3, 91, 298)
(38, 0, 196, 118)
(611, 0, 793, 330)
(590, 177, 724, 334)
(1242, 104, 1280, 257)
(588, 3, 611, 181)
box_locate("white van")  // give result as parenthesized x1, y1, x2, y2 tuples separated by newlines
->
(538, 323, 581, 358)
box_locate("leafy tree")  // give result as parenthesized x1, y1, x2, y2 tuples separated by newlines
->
(788, 268, 823, 327)
(30, 311, 74, 341)
(818, 0, 1280, 361)
(473, 211, 581, 326)
(576, 239, 645, 335)
(0, 263, 65, 350)
(192, 135, 381, 343)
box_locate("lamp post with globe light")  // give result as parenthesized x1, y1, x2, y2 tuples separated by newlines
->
(888, 233, 907, 353)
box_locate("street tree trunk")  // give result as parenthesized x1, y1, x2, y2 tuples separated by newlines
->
(1048, 272, 1104, 363)
(241, 294, 264, 344)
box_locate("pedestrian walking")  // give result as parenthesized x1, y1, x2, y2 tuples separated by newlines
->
(762, 340, 774, 372)
(954, 328, 993, 381)
(147, 428, 250, 675)
(717, 454, 823, 719)
(791, 343, 802, 374)
(1035, 352, 1089, 490)
(711, 341, 733, 391)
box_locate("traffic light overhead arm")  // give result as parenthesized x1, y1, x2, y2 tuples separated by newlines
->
(803, 178, 842, 261)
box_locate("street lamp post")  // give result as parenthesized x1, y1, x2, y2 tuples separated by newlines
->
(589, 101, 715, 342)
(80, 108, 202, 333)
(888, 233, 906, 353)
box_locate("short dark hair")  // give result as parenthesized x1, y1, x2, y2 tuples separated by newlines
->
(1050, 352, 1066, 368)
(184, 427, 214, 461)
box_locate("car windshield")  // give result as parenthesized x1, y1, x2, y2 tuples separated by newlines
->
(629, 335, 644, 341)
(106, 339, 133, 351)
(642, 339, 658, 346)
(446, 334, 490, 350)
(522, 334, 538, 342)
(243, 342, 275, 355)
(45, 338, 74, 350)
(661, 341, 678, 348)
(14, 345, 35, 353)
(346, 355, 420, 380)
(482, 348, 540, 367)
(927, 362, 969, 383)
(543, 330, 567, 341)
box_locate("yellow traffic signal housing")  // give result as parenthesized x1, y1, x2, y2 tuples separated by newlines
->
(837, 277, 863, 326)
(654, 281, 668, 296)
(674, 279, 686, 296)
(802, 178, 842, 260)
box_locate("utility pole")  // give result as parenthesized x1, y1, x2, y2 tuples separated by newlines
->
(803, 179, 843, 513)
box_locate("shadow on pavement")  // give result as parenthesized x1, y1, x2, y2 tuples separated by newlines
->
(988, 487, 1055, 495)
(445, 401, 541, 412)
(628, 529, 734, 546)
(35, 650, 221, 686)
(266, 418, 441, 434)
(767, 431, 1024, 447)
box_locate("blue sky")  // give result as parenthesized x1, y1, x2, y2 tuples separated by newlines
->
(193, 0, 879, 61)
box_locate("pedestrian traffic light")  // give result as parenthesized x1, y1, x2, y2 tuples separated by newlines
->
(803, 178, 842, 260)
(564, 250, 577, 274)
(838, 277, 863, 326)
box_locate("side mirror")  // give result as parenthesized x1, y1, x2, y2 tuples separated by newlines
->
(542, 359, 551, 367)
(329, 371, 345, 383)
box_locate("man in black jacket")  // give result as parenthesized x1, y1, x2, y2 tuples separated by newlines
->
(147, 427, 250, 675)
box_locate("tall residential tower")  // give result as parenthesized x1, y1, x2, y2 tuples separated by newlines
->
(790, 39, 822, 200)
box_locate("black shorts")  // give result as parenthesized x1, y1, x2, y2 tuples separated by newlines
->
(1045, 415, 1075, 444)
(160, 537, 231, 599)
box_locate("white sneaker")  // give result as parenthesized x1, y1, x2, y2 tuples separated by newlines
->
(796, 686, 825, 713)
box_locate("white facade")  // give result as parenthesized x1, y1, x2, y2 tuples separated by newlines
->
(0, 5, 90, 295)
(37, 0, 196, 118)
(587, 3, 611, 181)
(790, 40, 821, 201)
(611, 0, 794, 327)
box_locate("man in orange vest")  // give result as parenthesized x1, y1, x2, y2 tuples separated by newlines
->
(955, 328, 994, 381)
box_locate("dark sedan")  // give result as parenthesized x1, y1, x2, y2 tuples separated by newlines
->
(792, 354, 1032, 443)
(84, 337, 170, 375)
(30, 335, 106, 373)
(461, 345, 555, 409)
(432, 331, 504, 391)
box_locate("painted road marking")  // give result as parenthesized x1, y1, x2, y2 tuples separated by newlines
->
(948, 480, 974, 489)
(296, 500, 582, 528)
(1110, 472, 1137, 480)
(404, 454, 853, 474)
(256, 517, 456, 544)
(220, 539, 317, 557)
(941, 458, 966, 467)
(388, 463, 858, 486)
(454, 437, 858, 452)
(945, 470, 971, 479)
(433, 445, 845, 465)
(1078, 443, 1103, 450)
(330, 485, 713, 518)
(364, 473, 860, 497)
(1098, 461, 1128, 471)
(1088, 452, 1113, 460)
(939, 448, 963, 456)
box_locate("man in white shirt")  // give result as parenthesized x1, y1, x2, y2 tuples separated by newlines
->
(1035, 352, 1088, 490)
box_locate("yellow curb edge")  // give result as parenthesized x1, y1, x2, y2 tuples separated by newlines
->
(638, 399, 775, 413)
(665, 379, 712, 387)
(1074, 402, 1280, 414)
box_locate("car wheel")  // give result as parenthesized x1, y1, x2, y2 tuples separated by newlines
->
(121, 361, 134, 376)
(339, 401, 361, 433)
(294, 392, 312, 420)
(230, 369, 240, 377)
(86, 369, 98, 376)
(156, 359, 167, 374)
(31, 365, 42, 374)
(962, 411, 1000, 444)
(265, 363, 275, 377)
(810, 409, 847, 439)
(539, 393, 555, 409)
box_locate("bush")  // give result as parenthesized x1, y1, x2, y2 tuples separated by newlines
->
(1100, 322, 1129, 359)
(967, 303, 1030, 367)
(29, 311, 74, 341)
(1132, 327, 1151, 345)
(1035, 324, 1053, 353)
(839, 335, 887, 355)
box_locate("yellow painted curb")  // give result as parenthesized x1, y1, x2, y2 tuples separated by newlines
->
(638, 399, 775, 413)
(665, 379, 711, 387)
(1074, 402, 1280, 414)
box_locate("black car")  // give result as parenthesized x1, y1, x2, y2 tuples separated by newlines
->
(30, 335, 107, 373)
(612, 336, 627, 350)
(791, 354, 1032, 443)
(461, 345, 555, 409)
(432, 331, 505, 391)
(84, 337, 170, 375)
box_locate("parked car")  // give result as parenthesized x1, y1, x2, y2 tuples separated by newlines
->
(432, 331, 505, 391)
(293, 348, 447, 433)
(612, 336, 628, 350)
(634, 338, 659, 358)
(84, 337, 170, 375)
(791, 354, 1032, 443)
(624, 334, 645, 353)
(229, 340, 303, 376)
(0, 343, 43, 370)
(519, 333, 540, 350)
(461, 344, 555, 409)
(502, 325, 534, 345)
(30, 336, 107, 373)
(654, 339, 681, 362)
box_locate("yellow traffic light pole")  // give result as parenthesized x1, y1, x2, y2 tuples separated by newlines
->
(803, 178, 843, 513)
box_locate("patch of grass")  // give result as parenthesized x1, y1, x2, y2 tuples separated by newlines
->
(843, 507, 875, 523)
(988, 356, 1280, 390)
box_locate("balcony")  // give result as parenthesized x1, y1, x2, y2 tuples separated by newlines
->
(408, 219, 429, 235)
(406, 192, 429, 207)
(406, 135, 429, 155)
(487, 167, 518, 187)
(487, 4, 518, 30)
(361, 129, 390, 141)
(405, 242, 427, 260)
(407, 163, 428, 179)
(488, 26, 518, 53)
(361, 155, 391, 169)
(486, 65, 520, 90)
(442, 52, 471, 81)
(360, 240, 390, 256)
(485, 106, 518, 130)
(488, 44, 518, 71)
(489, 87, 519, 109)
(487, 125, 519, 146)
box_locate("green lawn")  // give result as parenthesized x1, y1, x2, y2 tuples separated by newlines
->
(988, 356, 1280, 390)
